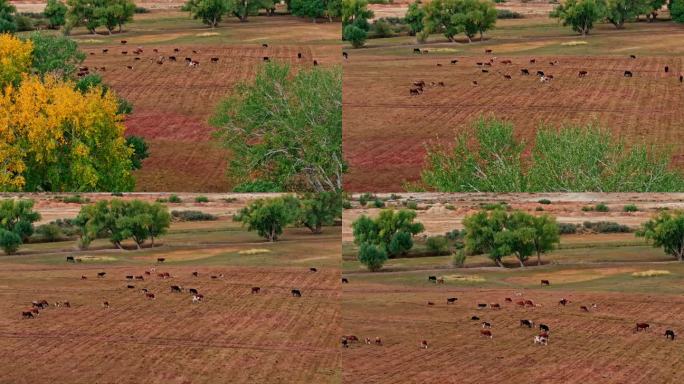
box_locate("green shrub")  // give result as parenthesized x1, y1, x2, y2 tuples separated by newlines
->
(134, 6, 150, 13)
(583, 221, 631, 233)
(343, 200, 352, 209)
(195, 196, 210, 203)
(390, 193, 402, 200)
(358, 193, 375, 207)
(426, 235, 449, 255)
(0, 229, 22, 255)
(536, 206, 544, 211)
(15, 14, 35, 31)
(445, 229, 463, 240)
(445, 204, 455, 210)
(623, 204, 638, 212)
(558, 222, 578, 234)
(451, 249, 467, 267)
(497, 9, 522, 19)
(232, 180, 282, 192)
(61, 195, 90, 204)
(35, 224, 63, 242)
(405, 200, 418, 210)
(373, 198, 385, 208)
(538, 199, 551, 205)
(111, 192, 124, 197)
(371, 18, 394, 38)
(357, 242, 388, 271)
(171, 210, 218, 221)
(595, 203, 610, 212)
(482, 202, 508, 211)
(168, 194, 182, 203)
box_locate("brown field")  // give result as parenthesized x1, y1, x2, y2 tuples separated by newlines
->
(343, 17, 684, 191)
(0, 194, 341, 383)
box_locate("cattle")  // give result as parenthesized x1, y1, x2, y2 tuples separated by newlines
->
(476, 62, 483, 66)
(262, 43, 268, 48)
(365, 337, 372, 344)
(374, 337, 382, 345)
(343, 52, 348, 60)
(534, 335, 548, 345)
(484, 62, 491, 66)
(291, 289, 302, 297)
(680, 75, 683, 83)
(451, 59, 458, 64)
(580, 305, 589, 312)
(482, 321, 491, 328)
(102, 49, 109, 54)
(127, 285, 135, 289)
(157, 273, 165, 278)
(501, 59, 512, 65)
(558, 298, 569, 306)
(524, 300, 534, 307)
(211, 57, 219, 63)
(530, 58, 536, 63)
(185, 57, 192, 63)
(102, 301, 110, 309)
(90, 52, 95, 55)
(30, 308, 40, 314)
(32, 300, 48, 309)
(135, 275, 144, 280)
(427, 301, 435, 306)
(413, 80, 426, 87)
(97, 272, 106, 278)
(313, 60, 319, 66)
(516, 300, 525, 307)
(157, 258, 166, 263)
(342, 278, 349, 284)
(263, 57, 270, 62)
(127, 66, 133, 70)
(630, 54, 636, 59)
(251, 287, 260, 294)
(211, 275, 219, 280)
(163, 272, 171, 278)
(490, 303, 501, 310)
(297, 52, 302, 59)
(578, 70, 588, 78)
(413, 48, 421, 54)
(471, 316, 480, 321)
(503, 74, 512, 80)
(420, 340, 429, 349)
(665, 330, 676, 340)
(472, 81, 478, 86)
(192, 295, 203, 303)
(505, 297, 512, 302)
(428, 276, 437, 282)
(481, 69, 489, 73)
(81, 275, 87, 280)
(156, 59, 164, 65)
(635, 323, 650, 332)
(169, 56, 177, 61)
(309, 267, 317, 273)
(174, 48, 180, 52)
(121, 51, 128, 55)
(153, 49, 158, 53)
(536, 70, 545, 77)
(520, 319, 534, 328)
(66, 256, 75, 263)
(170, 285, 183, 293)
(665, 65, 669, 73)
(447, 297, 457, 304)
(341, 339, 349, 348)
(624, 71, 633, 77)
(22, 311, 34, 319)
(539, 324, 549, 332)
(475, 303, 488, 310)
(121, 40, 127, 44)
(141, 288, 149, 293)
(146, 293, 155, 300)
(485, 49, 492, 54)
(520, 69, 530, 76)
(192, 50, 199, 54)
(480, 329, 493, 338)
(541, 280, 550, 287)
(436, 63, 442, 67)
(346, 335, 359, 342)
(126, 275, 134, 280)
(144, 271, 151, 276)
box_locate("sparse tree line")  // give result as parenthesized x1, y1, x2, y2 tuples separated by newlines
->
(0, 33, 147, 192)
(351, 204, 684, 271)
(418, 117, 684, 193)
(552, 0, 684, 36)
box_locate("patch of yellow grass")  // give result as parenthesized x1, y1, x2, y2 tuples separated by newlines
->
(561, 41, 588, 46)
(238, 248, 271, 255)
(196, 32, 219, 37)
(425, 48, 460, 53)
(76, 255, 117, 262)
(78, 39, 104, 44)
(442, 274, 486, 283)
(632, 270, 671, 278)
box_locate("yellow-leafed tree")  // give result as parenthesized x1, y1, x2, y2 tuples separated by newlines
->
(0, 34, 32, 88)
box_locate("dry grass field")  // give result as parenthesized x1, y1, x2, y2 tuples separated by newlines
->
(0, 194, 341, 384)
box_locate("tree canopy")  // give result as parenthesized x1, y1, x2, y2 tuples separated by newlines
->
(297, 192, 343, 234)
(0, 0, 17, 33)
(551, 0, 606, 36)
(638, 210, 684, 261)
(0, 199, 41, 254)
(233, 196, 301, 241)
(66, 0, 136, 34)
(423, 0, 497, 42)
(342, 0, 373, 48)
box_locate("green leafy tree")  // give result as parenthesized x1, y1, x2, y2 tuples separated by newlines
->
(233, 196, 300, 241)
(343, 24, 368, 48)
(182, 0, 230, 27)
(126, 136, 150, 170)
(45, 0, 68, 29)
(638, 210, 684, 261)
(357, 242, 388, 271)
(211, 62, 343, 192)
(291, 0, 326, 21)
(65, 0, 103, 34)
(405, 1, 426, 36)
(671, 0, 684, 22)
(645, 0, 665, 20)
(0, 0, 17, 33)
(551, 0, 606, 36)
(463, 208, 508, 267)
(424, 0, 496, 42)
(342, 0, 373, 47)
(0, 199, 41, 242)
(506, 211, 560, 266)
(352, 209, 425, 260)
(26, 32, 85, 80)
(0, 229, 21, 254)
(228, 0, 274, 22)
(298, 192, 342, 234)
(95, 0, 135, 33)
(604, 0, 649, 28)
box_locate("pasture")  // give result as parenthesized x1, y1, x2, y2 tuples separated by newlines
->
(0, 193, 341, 384)
(12, 2, 341, 192)
(342, 193, 684, 383)
(342, 9, 684, 191)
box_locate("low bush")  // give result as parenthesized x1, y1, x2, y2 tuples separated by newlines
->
(595, 203, 610, 212)
(451, 250, 467, 267)
(35, 224, 64, 242)
(195, 196, 210, 203)
(538, 199, 551, 205)
(583, 221, 631, 233)
(497, 9, 523, 19)
(373, 198, 385, 208)
(426, 235, 449, 255)
(558, 222, 579, 234)
(623, 204, 639, 212)
(61, 195, 90, 204)
(168, 194, 182, 203)
(171, 210, 218, 221)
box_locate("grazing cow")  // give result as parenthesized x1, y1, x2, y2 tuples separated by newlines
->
(503, 74, 512, 80)
(211, 275, 218, 280)
(262, 43, 268, 48)
(480, 330, 493, 338)
(421, 340, 428, 349)
(482, 69, 489, 73)
(516, 300, 525, 307)
(521, 69, 530, 75)
(309, 267, 317, 272)
(97, 272, 106, 278)
(520, 319, 534, 328)
(153, 49, 158, 53)
(251, 287, 260, 294)
(192, 50, 199, 54)
(156, 59, 164, 65)
(170, 285, 183, 293)
(146, 293, 155, 300)
(66, 256, 75, 263)
(263, 56, 270, 62)
(541, 280, 550, 287)
(485, 49, 492, 54)
(211, 57, 219, 63)
(185, 57, 192, 63)
(127, 66, 133, 70)
(490, 303, 501, 310)
(559, 298, 569, 306)
(525, 299, 535, 306)
(163, 272, 171, 278)
(624, 71, 633, 77)
(192, 295, 203, 303)
(680, 75, 683, 83)
(343, 52, 348, 60)
(81, 275, 87, 280)
(144, 271, 151, 276)
(102, 49, 109, 54)
(447, 297, 458, 304)
(341, 339, 349, 348)
(578, 70, 588, 78)
(102, 301, 110, 309)
(127, 285, 135, 289)
(580, 306, 589, 312)
(530, 58, 536, 63)
(471, 316, 480, 321)
(342, 278, 349, 284)
(22, 311, 34, 319)
(126, 275, 134, 280)
(451, 59, 458, 64)
(536, 70, 544, 77)
(141, 288, 148, 293)
(413, 80, 426, 87)
(313, 60, 319, 66)
(436, 63, 442, 67)
(505, 297, 512, 302)
(190, 271, 199, 278)
(375, 337, 382, 345)
(665, 330, 676, 340)
(291, 289, 302, 298)
(347, 335, 359, 342)
(630, 54, 636, 59)
(472, 81, 478, 86)
(477, 303, 487, 309)
(121, 51, 128, 55)
(157, 258, 166, 263)
(437, 82, 445, 87)
(365, 337, 371, 344)
(635, 323, 650, 332)
(30, 308, 40, 314)
(501, 59, 512, 64)
(169, 56, 177, 61)
(482, 321, 491, 328)
(427, 301, 435, 306)
(174, 48, 180, 52)
(158, 273, 165, 278)
(534, 335, 548, 345)
(187, 288, 198, 295)
(428, 276, 437, 282)
(539, 324, 549, 332)
(413, 48, 421, 54)
(297, 52, 302, 59)
(476, 62, 483, 66)
(484, 62, 491, 66)
(135, 276, 144, 280)
(121, 40, 127, 44)
(665, 66, 669, 73)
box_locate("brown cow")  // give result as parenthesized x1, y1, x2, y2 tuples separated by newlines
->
(251, 287, 260, 294)
(490, 303, 501, 310)
(22, 311, 34, 319)
(480, 329, 493, 338)
(541, 280, 550, 287)
(635, 323, 650, 332)
(421, 340, 429, 349)
(102, 301, 110, 309)
(146, 293, 156, 300)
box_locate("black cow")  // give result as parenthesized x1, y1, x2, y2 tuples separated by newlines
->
(624, 71, 633, 77)
(192, 271, 199, 277)
(22, 311, 34, 319)
(135, 275, 144, 280)
(537, 70, 545, 77)
(263, 57, 270, 62)
(451, 59, 458, 64)
(127, 285, 135, 289)
(471, 316, 480, 321)
(169, 56, 177, 61)
(262, 43, 268, 48)
(342, 278, 349, 284)
(297, 52, 302, 59)
(665, 330, 676, 340)
(291, 289, 302, 297)
(680, 75, 683, 83)
(578, 70, 588, 78)
(630, 54, 636, 59)
(413, 48, 421, 54)
(343, 52, 348, 60)
(313, 60, 319, 66)
(447, 297, 457, 304)
(482, 321, 491, 328)
(189, 288, 199, 295)
(157, 258, 166, 263)
(102, 49, 109, 54)
(66, 256, 75, 263)
(541, 280, 550, 287)
(211, 57, 219, 63)
(97, 272, 106, 278)
(126, 275, 134, 280)
(251, 287, 260, 294)
(309, 267, 317, 272)
(520, 319, 534, 328)
(665, 65, 669, 73)
(521, 68, 530, 75)
(170, 285, 183, 293)
(477, 303, 487, 309)
(539, 324, 550, 332)
(428, 276, 437, 282)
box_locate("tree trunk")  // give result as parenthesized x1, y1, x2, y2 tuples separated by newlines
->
(518, 258, 525, 268)
(495, 259, 504, 268)
(151, 236, 155, 247)
(537, 250, 542, 266)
